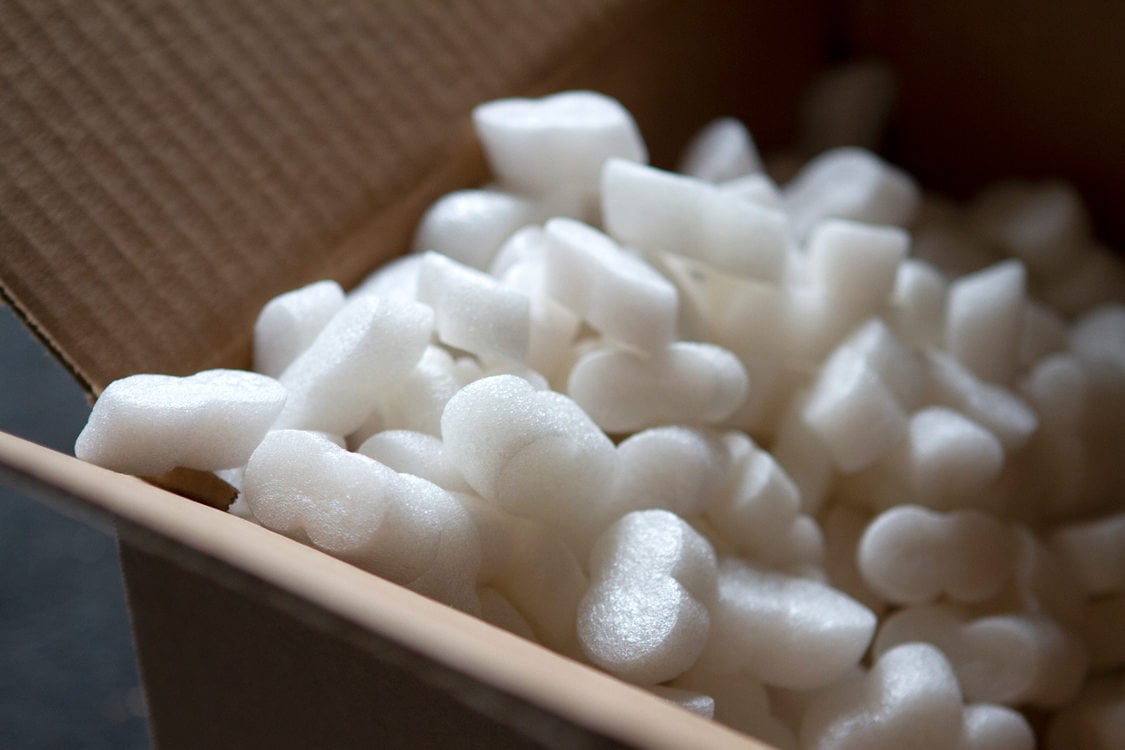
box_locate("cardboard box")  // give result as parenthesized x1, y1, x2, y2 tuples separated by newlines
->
(1, 1, 1121, 747)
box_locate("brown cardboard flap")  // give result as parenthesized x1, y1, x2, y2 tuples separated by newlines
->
(0, 430, 765, 749)
(0, 0, 823, 396)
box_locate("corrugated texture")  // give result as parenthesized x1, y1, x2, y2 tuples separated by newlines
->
(0, 0, 645, 392)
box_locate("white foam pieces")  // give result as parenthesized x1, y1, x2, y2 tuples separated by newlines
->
(601, 158, 790, 282)
(371, 345, 462, 438)
(356, 429, 470, 493)
(959, 704, 1034, 750)
(858, 505, 1016, 605)
(75, 369, 286, 476)
(698, 559, 876, 690)
(841, 319, 927, 410)
(678, 117, 763, 184)
(1049, 512, 1125, 596)
(415, 251, 531, 363)
(890, 258, 948, 348)
(402, 487, 483, 614)
(412, 188, 535, 269)
(720, 173, 783, 210)
(802, 345, 908, 473)
(647, 686, 716, 720)
(350, 253, 423, 304)
(242, 430, 447, 584)
(970, 180, 1090, 277)
(568, 341, 749, 433)
(901, 407, 1004, 508)
(675, 669, 798, 749)
(945, 260, 1027, 384)
(806, 219, 909, 316)
(253, 280, 346, 378)
(440, 374, 616, 539)
(1020, 353, 1087, 432)
(477, 586, 538, 641)
(873, 603, 1088, 707)
(771, 393, 836, 514)
(542, 217, 678, 352)
(706, 433, 823, 567)
(924, 350, 1039, 452)
(782, 147, 920, 240)
(273, 295, 433, 435)
(612, 427, 727, 519)
(823, 505, 886, 615)
(473, 90, 647, 198)
(799, 643, 963, 750)
(578, 509, 717, 685)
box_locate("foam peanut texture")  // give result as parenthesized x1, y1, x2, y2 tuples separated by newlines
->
(76, 369, 286, 476)
(577, 510, 717, 685)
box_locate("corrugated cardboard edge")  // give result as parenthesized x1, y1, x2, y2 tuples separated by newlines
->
(0, 431, 766, 749)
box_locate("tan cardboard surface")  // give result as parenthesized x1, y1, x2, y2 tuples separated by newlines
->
(0, 430, 765, 749)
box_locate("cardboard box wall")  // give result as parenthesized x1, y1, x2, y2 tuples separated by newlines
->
(1, 1, 1122, 747)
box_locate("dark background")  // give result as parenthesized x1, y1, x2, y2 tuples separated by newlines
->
(0, 304, 149, 749)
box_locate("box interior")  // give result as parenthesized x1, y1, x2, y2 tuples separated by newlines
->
(1, 1, 1122, 747)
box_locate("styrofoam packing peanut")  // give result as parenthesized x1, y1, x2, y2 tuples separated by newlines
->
(356, 430, 470, 494)
(602, 158, 790, 282)
(822, 505, 887, 616)
(924, 350, 1039, 452)
(402, 488, 483, 615)
(1019, 353, 1087, 432)
(243, 430, 447, 585)
(577, 510, 718, 685)
(273, 294, 433, 436)
(647, 685, 716, 720)
(542, 217, 679, 352)
(912, 224, 1002, 280)
(806, 219, 909, 316)
(1070, 303, 1125, 369)
(958, 704, 1034, 750)
(799, 643, 963, 750)
(369, 345, 463, 439)
(945, 259, 1027, 385)
(567, 341, 749, 433)
(1049, 512, 1125, 596)
(477, 586, 538, 642)
(705, 432, 824, 567)
(771, 392, 836, 514)
(899, 407, 1005, 509)
(802, 344, 908, 473)
(1003, 526, 1086, 626)
(488, 224, 546, 280)
(1042, 244, 1125, 317)
(840, 319, 927, 410)
(350, 253, 422, 304)
(474, 359, 550, 392)
(412, 188, 537, 269)
(674, 668, 797, 750)
(872, 603, 1088, 707)
(76, 369, 287, 476)
(889, 257, 948, 348)
(1017, 300, 1069, 369)
(678, 116, 763, 184)
(798, 60, 897, 153)
(1045, 675, 1125, 750)
(1082, 593, 1125, 672)
(490, 514, 588, 654)
(767, 668, 864, 741)
(782, 147, 920, 240)
(472, 90, 647, 198)
(612, 427, 728, 519)
(253, 280, 346, 378)
(440, 374, 616, 543)
(697, 558, 876, 690)
(415, 251, 531, 363)
(859, 505, 1017, 605)
(719, 173, 783, 210)
(969, 180, 1090, 277)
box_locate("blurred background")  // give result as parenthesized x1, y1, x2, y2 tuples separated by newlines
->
(0, 304, 149, 749)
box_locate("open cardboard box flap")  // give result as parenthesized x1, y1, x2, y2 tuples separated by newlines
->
(2, 1, 1122, 747)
